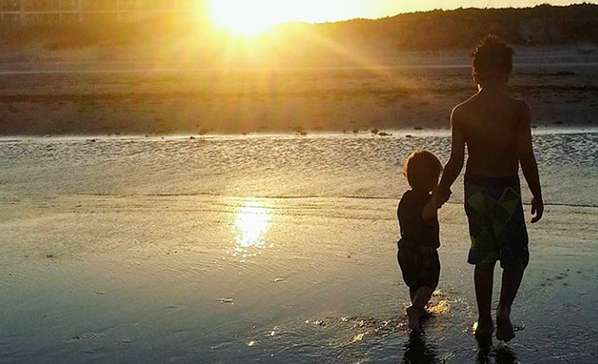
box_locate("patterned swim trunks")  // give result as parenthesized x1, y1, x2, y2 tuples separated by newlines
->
(465, 173, 529, 268)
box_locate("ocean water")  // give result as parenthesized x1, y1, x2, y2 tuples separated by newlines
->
(0, 130, 597, 364)
(1, 130, 597, 204)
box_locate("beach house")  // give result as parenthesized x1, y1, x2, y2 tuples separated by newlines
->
(0, 0, 197, 27)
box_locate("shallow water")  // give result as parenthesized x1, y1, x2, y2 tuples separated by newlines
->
(0, 131, 597, 363)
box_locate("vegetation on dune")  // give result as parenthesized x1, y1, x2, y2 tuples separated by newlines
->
(312, 3, 598, 49)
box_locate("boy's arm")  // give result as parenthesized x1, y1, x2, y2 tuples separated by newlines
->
(423, 108, 465, 219)
(517, 101, 544, 223)
(438, 108, 466, 198)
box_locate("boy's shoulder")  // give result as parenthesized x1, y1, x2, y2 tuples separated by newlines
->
(450, 96, 475, 123)
(452, 94, 530, 121)
(503, 96, 530, 113)
(454, 93, 526, 109)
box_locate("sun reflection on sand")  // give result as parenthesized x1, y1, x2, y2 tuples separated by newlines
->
(232, 201, 273, 258)
(427, 290, 450, 316)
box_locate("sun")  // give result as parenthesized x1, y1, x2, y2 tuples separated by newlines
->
(208, 0, 291, 36)
(206, 0, 368, 37)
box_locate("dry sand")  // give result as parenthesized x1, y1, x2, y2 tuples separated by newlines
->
(0, 47, 597, 136)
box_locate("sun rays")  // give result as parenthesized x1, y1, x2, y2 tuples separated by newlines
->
(206, 0, 366, 37)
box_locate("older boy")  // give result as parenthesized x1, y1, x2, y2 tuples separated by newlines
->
(424, 35, 544, 342)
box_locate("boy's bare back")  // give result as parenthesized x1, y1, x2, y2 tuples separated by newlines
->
(429, 35, 542, 223)
(452, 92, 530, 177)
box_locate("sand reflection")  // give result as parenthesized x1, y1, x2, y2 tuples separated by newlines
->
(232, 201, 273, 258)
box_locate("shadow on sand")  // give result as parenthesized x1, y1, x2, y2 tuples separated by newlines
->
(401, 328, 519, 364)
(402, 330, 439, 364)
(476, 336, 518, 364)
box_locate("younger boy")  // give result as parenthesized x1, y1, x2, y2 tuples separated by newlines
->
(424, 35, 544, 342)
(397, 150, 447, 331)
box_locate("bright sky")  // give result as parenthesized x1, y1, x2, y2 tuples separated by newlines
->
(207, 0, 595, 35)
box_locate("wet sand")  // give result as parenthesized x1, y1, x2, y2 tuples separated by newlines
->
(1, 195, 597, 363)
(1, 133, 597, 363)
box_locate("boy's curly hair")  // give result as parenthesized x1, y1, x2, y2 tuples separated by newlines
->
(471, 35, 514, 82)
(403, 150, 443, 190)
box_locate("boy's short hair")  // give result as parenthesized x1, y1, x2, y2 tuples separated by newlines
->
(471, 35, 514, 82)
(403, 150, 443, 189)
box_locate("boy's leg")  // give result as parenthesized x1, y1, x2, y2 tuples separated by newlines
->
(407, 286, 434, 331)
(474, 262, 495, 337)
(496, 265, 525, 342)
(464, 176, 497, 336)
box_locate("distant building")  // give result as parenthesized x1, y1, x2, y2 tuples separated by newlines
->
(0, 0, 197, 28)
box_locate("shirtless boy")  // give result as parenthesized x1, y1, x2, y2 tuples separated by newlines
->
(424, 35, 544, 342)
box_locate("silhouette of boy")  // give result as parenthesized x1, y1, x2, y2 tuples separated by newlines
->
(397, 150, 447, 331)
(424, 35, 544, 342)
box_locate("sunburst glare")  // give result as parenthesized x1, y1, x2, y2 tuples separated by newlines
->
(208, 0, 287, 36)
(206, 0, 369, 37)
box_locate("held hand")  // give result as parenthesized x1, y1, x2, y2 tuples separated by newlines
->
(422, 188, 452, 221)
(531, 197, 544, 223)
(436, 188, 452, 207)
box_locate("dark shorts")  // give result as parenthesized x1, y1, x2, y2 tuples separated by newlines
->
(464, 173, 529, 269)
(397, 243, 440, 291)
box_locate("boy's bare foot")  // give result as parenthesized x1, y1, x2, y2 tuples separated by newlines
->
(496, 309, 515, 342)
(406, 306, 420, 331)
(473, 318, 494, 338)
